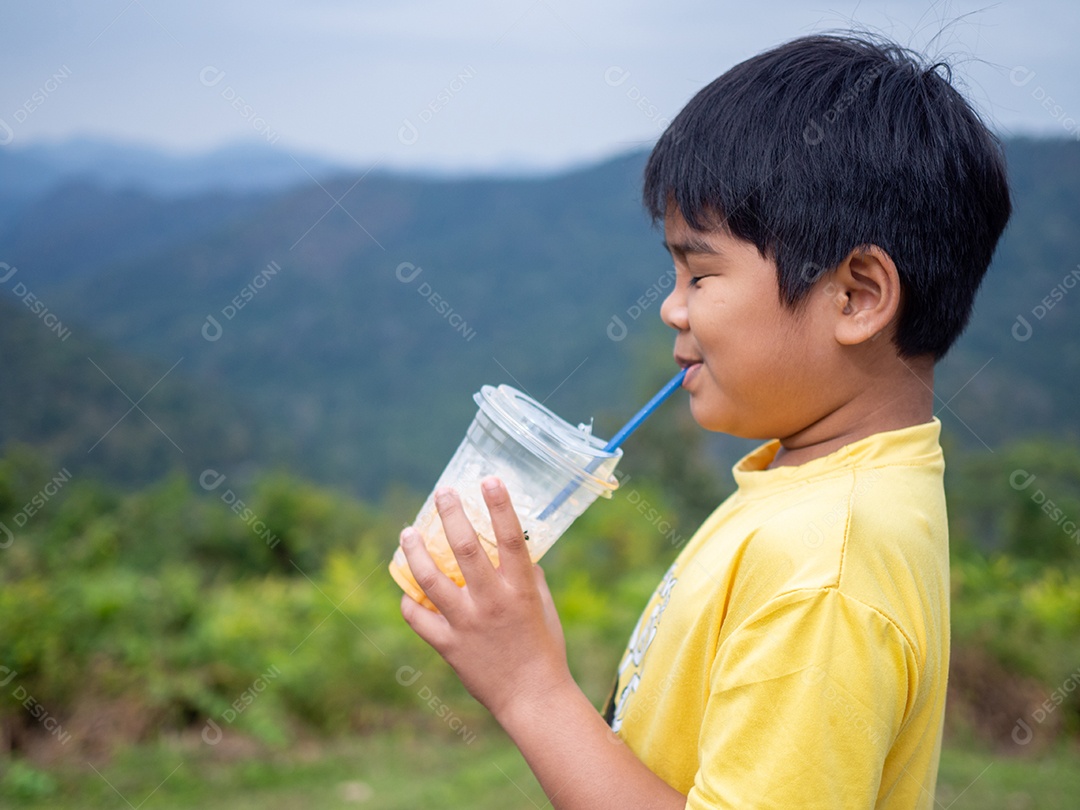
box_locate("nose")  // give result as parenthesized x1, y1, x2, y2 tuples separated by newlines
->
(660, 283, 688, 332)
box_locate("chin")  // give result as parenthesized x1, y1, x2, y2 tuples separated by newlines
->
(690, 396, 775, 439)
(689, 396, 735, 434)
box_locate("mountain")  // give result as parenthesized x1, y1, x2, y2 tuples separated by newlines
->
(0, 181, 271, 287)
(0, 295, 289, 487)
(37, 151, 664, 495)
(933, 138, 1080, 450)
(1, 138, 1077, 496)
(0, 137, 347, 233)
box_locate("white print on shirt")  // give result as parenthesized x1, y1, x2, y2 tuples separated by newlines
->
(611, 563, 678, 732)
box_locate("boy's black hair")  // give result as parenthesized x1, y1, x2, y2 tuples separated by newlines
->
(644, 34, 1012, 360)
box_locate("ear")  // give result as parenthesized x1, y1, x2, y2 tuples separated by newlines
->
(824, 245, 901, 347)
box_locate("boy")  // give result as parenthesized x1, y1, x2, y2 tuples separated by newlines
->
(398, 34, 1011, 808)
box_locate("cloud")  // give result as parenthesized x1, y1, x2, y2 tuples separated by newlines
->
(1, 0, 1077, 171)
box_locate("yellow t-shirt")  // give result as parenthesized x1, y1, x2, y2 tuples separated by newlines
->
(608, 419, 949, 809)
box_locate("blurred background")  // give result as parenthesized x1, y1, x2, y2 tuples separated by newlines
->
(1, 1, 1078, 807)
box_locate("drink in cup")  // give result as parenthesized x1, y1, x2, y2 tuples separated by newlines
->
(389, 384, 623, 609)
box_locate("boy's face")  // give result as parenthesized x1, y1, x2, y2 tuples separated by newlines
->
(660, 207, 841, 440)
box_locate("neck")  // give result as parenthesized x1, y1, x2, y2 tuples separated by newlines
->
(770, 355, 935, 469)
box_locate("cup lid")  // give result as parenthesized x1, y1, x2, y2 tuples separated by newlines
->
(475, 384, 621, 495)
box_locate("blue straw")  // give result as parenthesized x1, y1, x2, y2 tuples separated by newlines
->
(598, 366, 688, 453)
(537, 367, 687, 520)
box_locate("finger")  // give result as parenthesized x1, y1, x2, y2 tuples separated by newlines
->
(533, 564, 558, 614)
(481, 477, 535, 588)
(400, 593, 452, 651)
(533, 563, 553, 597)
(533, 565, 566, 642)
(398, 526, 462, 617)
(434, 487, 497, 592)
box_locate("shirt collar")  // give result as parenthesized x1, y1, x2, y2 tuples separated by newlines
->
(731, 418, 943, 496)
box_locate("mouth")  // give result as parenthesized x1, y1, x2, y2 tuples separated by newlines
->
(674, 354, 703, 387)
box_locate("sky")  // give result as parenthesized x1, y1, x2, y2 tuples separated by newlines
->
(1, 0, 1078, 173)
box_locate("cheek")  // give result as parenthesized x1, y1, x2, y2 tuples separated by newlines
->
(687, 293, 731, 339)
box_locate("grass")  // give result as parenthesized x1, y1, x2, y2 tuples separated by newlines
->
(0, 722, 548, 810)
(2, 724, 1078, 809)
(937, 741, 1080, 810)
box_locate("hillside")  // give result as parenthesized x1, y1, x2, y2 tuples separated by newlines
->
(0, 137, 345, 198)
(0, 296, 288, 487)
(1, 138, 1077, 495)
(0, 181, 271, 287)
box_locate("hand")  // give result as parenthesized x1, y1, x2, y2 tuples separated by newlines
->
(400, 478, 685, 810)
(398, 477, 573, 721)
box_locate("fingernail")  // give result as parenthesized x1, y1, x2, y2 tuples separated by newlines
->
(482, 477, 500, 493)
(400, 527, 418, 546)
(434, 487, 453, 504)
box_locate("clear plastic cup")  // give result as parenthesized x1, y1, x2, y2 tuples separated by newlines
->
(389, 384, 622, 609)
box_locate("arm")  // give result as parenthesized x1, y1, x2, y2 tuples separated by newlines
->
(398, 478, 685, 810)
(686, 589, 914, 808)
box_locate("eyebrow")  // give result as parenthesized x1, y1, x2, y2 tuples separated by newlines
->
(661, 235, 723, 256)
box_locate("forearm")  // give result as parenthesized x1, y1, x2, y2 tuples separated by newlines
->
(497, 677, 686, 810)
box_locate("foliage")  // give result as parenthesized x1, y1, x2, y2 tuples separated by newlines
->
(947, 439, 1080, 562)
(951, 553, 1080, 725)
(2, 435, 1079, 766)
(0, 444, 690, 756)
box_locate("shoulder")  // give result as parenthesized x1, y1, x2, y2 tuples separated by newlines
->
(734, 452, 947, 584)
(695, 455, 945, 629)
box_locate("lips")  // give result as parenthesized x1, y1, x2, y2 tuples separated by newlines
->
(674, 353, 703, 388)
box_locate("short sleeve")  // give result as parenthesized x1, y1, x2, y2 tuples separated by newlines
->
(686, 588, 915, 809)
